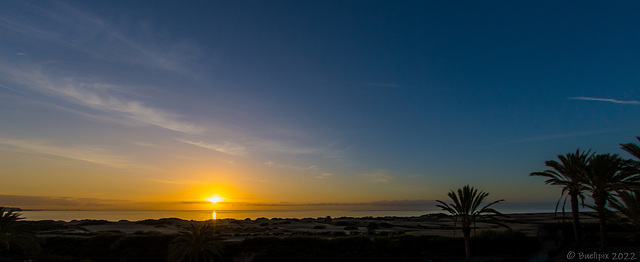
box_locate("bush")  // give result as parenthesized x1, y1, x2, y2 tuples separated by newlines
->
(471, 230, 540, 259)
(77, 220, 112, 226)
(39, 233, 175, 261)
(373, 235, 465, 261)
(379, 222, 394, 228)
(109, 234, 174, 262)
(333, 221, 356, 226)
(15, 220, 69, 232)
(136, 218, 176, 226)
(41, 233, 123, 261)
(331, 231, 347, 237)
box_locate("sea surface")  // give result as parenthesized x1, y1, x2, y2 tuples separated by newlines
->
(21, 205, 556, 222)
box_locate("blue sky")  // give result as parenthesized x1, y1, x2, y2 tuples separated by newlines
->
(1, 1, 639, 210)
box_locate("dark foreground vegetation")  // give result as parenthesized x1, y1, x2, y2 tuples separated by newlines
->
(1, 212, 639, 261)
(3, 136, 640, 261)
(3, 228, 541, 262)
(3, 217, 640, 262)
(530, 136, 640, 251)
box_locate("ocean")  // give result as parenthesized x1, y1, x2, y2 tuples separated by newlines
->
(20, 205, 557, 222)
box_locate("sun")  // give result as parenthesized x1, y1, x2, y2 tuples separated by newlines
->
(206, 195, 225, 204)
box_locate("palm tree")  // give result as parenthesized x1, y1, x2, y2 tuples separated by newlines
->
(436, 185, 505, 261)
(0, 207, 22, 253)
(620, 136, 640, 181)
(612, 138, 640, 234)
(621, 136, 640, 168)
(0, 207, 40, 255)
(609, 190, 640, 234)
(580, 153, 640, 250)
(529, 149, 592, 246)
(169, 223, 223, 262)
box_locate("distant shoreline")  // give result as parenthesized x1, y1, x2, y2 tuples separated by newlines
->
(19, 209, 560, 222)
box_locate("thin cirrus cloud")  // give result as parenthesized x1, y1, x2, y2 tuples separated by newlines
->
(264, 161, 319, 171)
(250, 139, 345, 160)
(147, 178, 204, 185)
(315, 173, 335, 179)
(364, 170, 393, 184)
(176, 139, 248, 156)
(499, 128, 620, 145)
(360, 82, 402, 88)
(0, 137, 132, 168)
(130, 141, 163, 149)
(569, 96, 640, 105)
(0, 1, 199, 76)
(0, 194, 128, 208)
(1, 64, 204, 135)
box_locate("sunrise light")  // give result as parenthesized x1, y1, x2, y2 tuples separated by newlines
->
(206, 196, 225, 204)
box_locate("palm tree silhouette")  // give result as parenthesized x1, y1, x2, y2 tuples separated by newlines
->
(620, 136, 640, 182)
(621, 136, 640, 170)
(609, 189, 640, 234)
(580, 153, 639, 250)
(436, 185, 505, 261)
(530, 149, 592, 246)
(0, 207, 40, 255)
(169, 223, 223, 262)
(612, 137, 640, 234)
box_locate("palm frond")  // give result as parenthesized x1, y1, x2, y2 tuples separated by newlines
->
(436, 185, 508, 233)
(169, 223, 222, 262)
(609, 190, 640, 233)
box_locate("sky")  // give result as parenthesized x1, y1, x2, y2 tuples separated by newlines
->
(1, 1, 639, 211)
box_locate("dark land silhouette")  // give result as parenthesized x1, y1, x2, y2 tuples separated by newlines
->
(1, 138, 640, 261)
(0, 211, 638, 262)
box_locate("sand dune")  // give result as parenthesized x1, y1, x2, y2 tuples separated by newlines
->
(36, 212, 599, 240)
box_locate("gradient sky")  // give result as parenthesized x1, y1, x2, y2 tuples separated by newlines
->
(1, 1, 639, 210)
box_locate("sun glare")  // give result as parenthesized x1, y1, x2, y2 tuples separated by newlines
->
(206, 196, 225, 204)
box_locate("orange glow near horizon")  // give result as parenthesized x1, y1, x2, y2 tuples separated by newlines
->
(206, 195, 225, 204)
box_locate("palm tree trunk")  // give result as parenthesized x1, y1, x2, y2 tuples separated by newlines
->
(463, 226, 471, 262)
(595, 197, 607, 250)
(569, 191, 581, 246)
(598, 215, 606, 250)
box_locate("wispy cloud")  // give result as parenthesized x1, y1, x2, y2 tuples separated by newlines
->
(177, 139, 247, 156)
(250, 139, 345, 160)
(0, 64, 203, 134)
(360, 82, 402, 88)
(0, 137, 130, 168)
(130, 141, 162, 149)
(363, 170, 393, 184)
(315, 173, 335, 179)
(147, 178, 202, 185)
(0, 82, 28, 96)
(254, 140, 324, 155)
(569, 96, 640, 105)
(0, 1, 199, 76)
(221, 160, 236, 165)
(0, 194, 128, 209)
(264, 161, 319, 171)
(501, 129, 619, 144)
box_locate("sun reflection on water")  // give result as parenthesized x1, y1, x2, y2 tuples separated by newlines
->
(212, 211, 217, 220)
